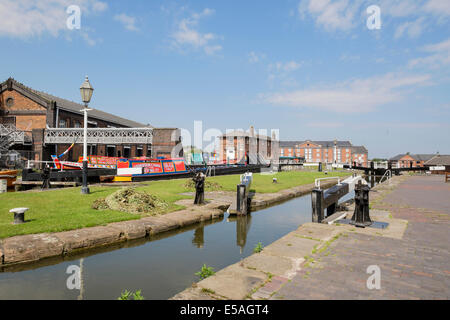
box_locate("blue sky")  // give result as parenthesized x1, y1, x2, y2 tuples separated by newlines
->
(0, 0, 449, 158)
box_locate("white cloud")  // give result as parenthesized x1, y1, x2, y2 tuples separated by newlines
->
(271, 61, 302, 73)
(409, 38, 450, 68)
(114, 13, 139, 31)
(394, 17, 426, 39)
(298, 0, 449, 35)
(424, 0, 450, 16)
(298, 0, 363, 31)
(261, 72, 431, 113)
(267, 61, 303, 87)
(248, 51, 266, 64)
(0, 0, 107, 43)
(171, 8, 222, 55)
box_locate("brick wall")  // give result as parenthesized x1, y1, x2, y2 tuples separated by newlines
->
(152, 128, 183, 158)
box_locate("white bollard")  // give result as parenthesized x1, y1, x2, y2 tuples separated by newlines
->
(0, 179, 7, 193)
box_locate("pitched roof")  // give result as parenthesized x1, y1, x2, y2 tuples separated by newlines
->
(2, 78, 151, 128)
(425, 155, 450, 166)
(389, 154, 437, 161)
(221, 130, 271, 139)
(279, 140, 353, 148)
(352, 146, 368, 154)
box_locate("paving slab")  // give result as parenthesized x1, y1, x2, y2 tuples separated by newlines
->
(293, 223, 340, 241)
(170, 287, 216, 300)
(197, 263, 268, 300)
(263, 233, 319, 260)
(241, 252, 297, 278)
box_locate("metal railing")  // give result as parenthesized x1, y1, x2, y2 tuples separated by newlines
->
(0, 124, 29, 151)
(379, 170, 392, 185)
(315, 177, 341, 190)
(44, 127, 153, 145)
(206, 166, 216, 177)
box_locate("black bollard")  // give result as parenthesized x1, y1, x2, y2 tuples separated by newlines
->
(350, 181, 372, 228)
(318, 162, 322, 172)
(41, 165, 51, 190)
(193, 172, 205, 205)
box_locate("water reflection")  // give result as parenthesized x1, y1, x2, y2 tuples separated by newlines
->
(227, 214, 253, 254)
(192, 227, 204, 248)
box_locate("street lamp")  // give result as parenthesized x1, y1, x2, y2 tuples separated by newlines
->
(80, 76, 94, 195)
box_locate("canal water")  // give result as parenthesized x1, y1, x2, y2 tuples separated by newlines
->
(0, 175, 379, 300)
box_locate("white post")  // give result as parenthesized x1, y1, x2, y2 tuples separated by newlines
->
(83, 108, 88, 162)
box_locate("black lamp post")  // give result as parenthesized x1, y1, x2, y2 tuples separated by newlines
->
(80, 76, 94, 195)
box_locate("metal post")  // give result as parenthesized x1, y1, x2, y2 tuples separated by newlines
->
(350, 181, 372, 228)
(312, 189, 324, 223)
(81, 106, 90, 195)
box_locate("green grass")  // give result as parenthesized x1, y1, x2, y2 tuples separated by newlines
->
(0, 171, 349, 239)
(0, 181, 190, 239)
(206, 171, 349, 194)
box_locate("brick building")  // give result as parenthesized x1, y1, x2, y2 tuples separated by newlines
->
(425, 155, 450, 173)
(279, 140, 368, 166)
(219, 126, 278, 164)
(0, 78, 182, 163)
(389, 153, 437, 168)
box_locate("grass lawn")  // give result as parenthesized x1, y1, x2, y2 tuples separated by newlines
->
(206, 170, 349, 193)
(0, 170, 349, 239)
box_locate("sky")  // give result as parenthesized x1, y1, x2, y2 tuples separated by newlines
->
(0, 0, 449, 158)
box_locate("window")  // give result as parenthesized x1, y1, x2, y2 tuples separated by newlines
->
(74, 121, 81, 128)
(59, 119, 67, 128)
(5, 97, 14, 107)
(124, 146, 131, 159)
(106, 146, 116, 157)
(137, 146, 143, 157)
(87, 145, 97, 155)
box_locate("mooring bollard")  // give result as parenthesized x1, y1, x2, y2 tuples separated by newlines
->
(10, 207, 29, 224)
(193, 172, 205, 205)
(41, 165, 51, 190)
(350, 181, 372, 228)
(236, 172, 253, 215)
(0, 179, 7, 194)
(311, 189, 324, 223)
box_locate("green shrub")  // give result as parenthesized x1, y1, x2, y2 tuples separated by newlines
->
(118, 290, 144, 300)
(195, 264, 215, 280)
(253, 242, 264, 253)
